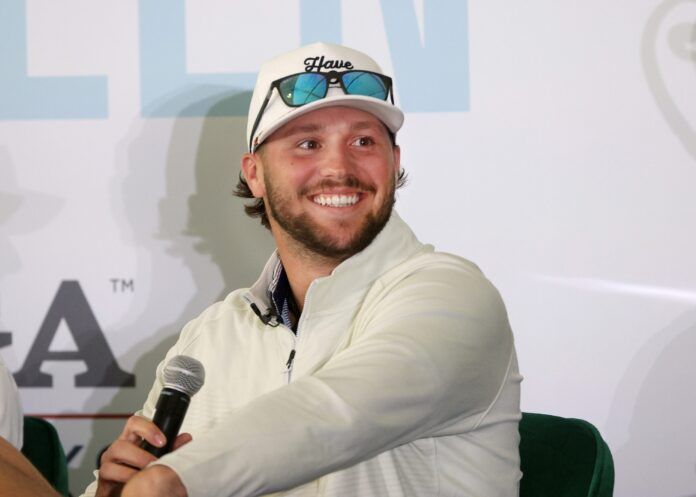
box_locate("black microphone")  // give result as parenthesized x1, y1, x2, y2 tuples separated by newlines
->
(140, 355, 205, 457)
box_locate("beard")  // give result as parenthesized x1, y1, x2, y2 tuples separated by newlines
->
(265, 175, 395, 261)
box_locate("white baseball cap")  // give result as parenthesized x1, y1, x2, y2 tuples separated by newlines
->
(246, 42, 404, 152)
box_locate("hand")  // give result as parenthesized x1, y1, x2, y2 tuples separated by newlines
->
(121, 465, 187, 497)
(96, 415, 192, 497)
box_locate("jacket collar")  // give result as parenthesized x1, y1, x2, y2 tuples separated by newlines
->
(245, 211, 430, 316)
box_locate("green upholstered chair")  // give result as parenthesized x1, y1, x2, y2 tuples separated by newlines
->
(519, 412, 614, 497)
(21, 416, 70, 497)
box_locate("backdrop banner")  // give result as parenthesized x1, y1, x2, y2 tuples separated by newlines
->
(1, 1, 694, 495)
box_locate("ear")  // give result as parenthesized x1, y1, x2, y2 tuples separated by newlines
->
(240, 152, 265, 198)
(392, 145, 401, 178)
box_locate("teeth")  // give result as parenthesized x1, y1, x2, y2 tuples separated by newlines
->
(312, 193, 359, 207)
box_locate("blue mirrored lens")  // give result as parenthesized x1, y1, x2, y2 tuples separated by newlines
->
(279, 73, 327, 106)
(341, 72, 388, 100)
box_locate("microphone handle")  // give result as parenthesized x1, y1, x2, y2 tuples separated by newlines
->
(140, 387, 191, 457)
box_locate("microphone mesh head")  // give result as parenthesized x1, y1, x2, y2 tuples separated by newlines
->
(162, 355, 205, 397)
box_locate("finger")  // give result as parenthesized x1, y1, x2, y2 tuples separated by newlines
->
(172, 432, 193, 451)
(98, 461, 140, 484)
(99, 461, 138, 484)
(101, 439, 158, 471)
(119, 415, 166, 448)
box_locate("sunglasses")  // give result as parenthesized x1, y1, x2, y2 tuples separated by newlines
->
(249, 70, 394, 151)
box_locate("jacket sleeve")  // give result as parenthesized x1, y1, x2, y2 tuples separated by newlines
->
(153, 261, 516, 497)
(0, 355, 23, 449)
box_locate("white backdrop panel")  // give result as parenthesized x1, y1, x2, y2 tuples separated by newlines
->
(0, 1, 694, 495)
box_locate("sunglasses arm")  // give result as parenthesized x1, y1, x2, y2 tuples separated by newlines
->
(248, 86, 275, 152)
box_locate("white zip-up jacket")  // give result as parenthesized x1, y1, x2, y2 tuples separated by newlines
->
(82, 212, 521, 497)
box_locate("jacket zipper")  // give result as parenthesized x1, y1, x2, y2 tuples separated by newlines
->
(284, 281, 315, 383)
(285, 349, 296, 370)
(285, 330, 296, 383)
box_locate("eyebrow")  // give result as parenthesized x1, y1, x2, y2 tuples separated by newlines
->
(277, 120, 383, 139)
(350, 121, 382, 132)
(276, 123, 323, 139)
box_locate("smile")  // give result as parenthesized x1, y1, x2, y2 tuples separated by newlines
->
(312, 193, 360, 207)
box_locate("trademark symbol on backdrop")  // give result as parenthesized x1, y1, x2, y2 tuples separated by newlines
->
(110, 278, 134, 293)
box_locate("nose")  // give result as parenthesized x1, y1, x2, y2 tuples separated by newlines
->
(318, 143, 356, 179)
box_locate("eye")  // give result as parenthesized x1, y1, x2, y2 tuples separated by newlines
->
(298, 139, 319, 150)
(351, 136, 374, 147)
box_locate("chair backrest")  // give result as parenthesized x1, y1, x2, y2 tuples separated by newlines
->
(519, 412, 614, 497)
(21, 416, 70, 497)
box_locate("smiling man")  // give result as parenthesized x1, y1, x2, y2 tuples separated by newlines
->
(83, 43, 522, 497)
(241, 106, 400, 311)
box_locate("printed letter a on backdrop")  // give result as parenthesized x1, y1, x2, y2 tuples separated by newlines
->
(14, 281, 135, 387)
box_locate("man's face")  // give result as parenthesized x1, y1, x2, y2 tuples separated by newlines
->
(242, 106, 401, 261)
